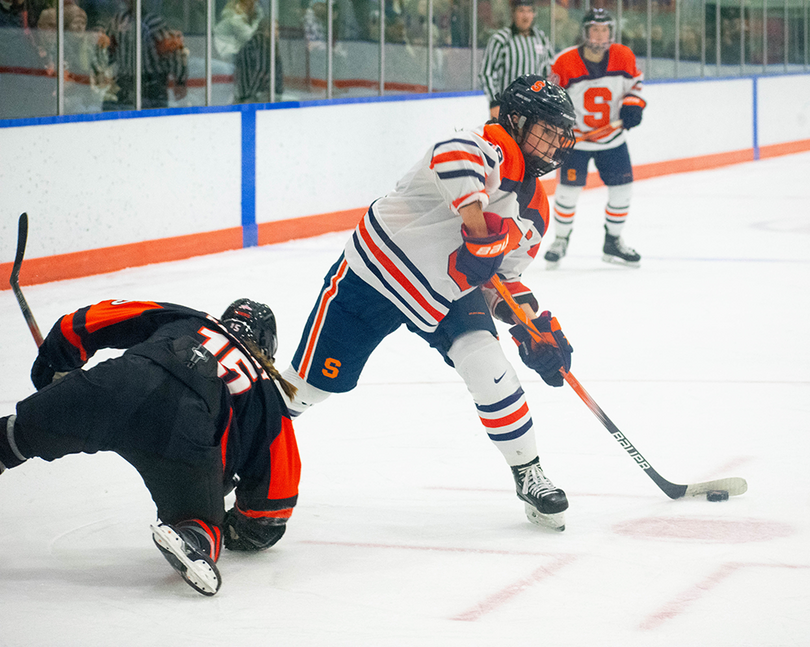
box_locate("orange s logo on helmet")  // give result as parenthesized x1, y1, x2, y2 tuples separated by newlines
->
(530, 80, 546, 93)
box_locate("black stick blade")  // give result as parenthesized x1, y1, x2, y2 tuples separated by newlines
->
(10, 212, 44, 347)
(10, 212, 29, 287)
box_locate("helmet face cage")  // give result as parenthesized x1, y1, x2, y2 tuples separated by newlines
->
(521, 123, 576, 177)
(221, 298, 278, 359)
(582, 8, 615, 52)
(497, 75, 577, 178)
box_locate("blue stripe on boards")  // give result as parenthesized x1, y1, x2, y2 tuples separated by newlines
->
(0, 103, 238, 129)
(241, 107, 258, 247)
(752, 76, 760, 161)
(476, 387, 525, 413)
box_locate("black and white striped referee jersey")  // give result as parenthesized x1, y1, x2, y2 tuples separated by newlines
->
(479, 25, 554, 108)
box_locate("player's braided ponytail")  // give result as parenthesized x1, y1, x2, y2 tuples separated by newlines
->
(242, 339, 297, 399)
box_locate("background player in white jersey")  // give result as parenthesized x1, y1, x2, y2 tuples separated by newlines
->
(545, 8, 646, 267)
(282, 76, 578, 531)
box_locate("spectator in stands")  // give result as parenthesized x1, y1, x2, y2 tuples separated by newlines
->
(213, 0, 263, 64)
(34, 3, 95, 113)
(233, 17, 284, 104)
(92, 0, 188, 111)
(0, 0, 29, 27)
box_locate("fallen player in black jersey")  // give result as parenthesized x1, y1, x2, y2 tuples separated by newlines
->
(0, 298, 301, 596)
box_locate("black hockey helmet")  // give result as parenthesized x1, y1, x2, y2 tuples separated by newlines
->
(582, 7, 615, 51)
(221, 298, 278, 359)
(497, 75, 576, 178)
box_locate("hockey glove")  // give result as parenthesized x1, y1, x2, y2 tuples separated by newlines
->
(223, 507, 287, 551)
(484, 279, 539, 324)
(454, 212, 509, 286)
(31, 355, 56, 391)
(619, 96, 646, 130)
(509, 311, 573, 387)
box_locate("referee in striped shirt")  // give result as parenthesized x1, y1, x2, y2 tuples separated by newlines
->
(479, 0, 554, 119)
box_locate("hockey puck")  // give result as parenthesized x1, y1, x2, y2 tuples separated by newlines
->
(706, 490, 729, 502)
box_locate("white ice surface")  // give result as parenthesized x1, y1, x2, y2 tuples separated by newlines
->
(1, 153, 809, 646)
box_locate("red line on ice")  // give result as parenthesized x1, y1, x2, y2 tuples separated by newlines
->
(641, 561, 810, 630)
(451, 555, 577, 622)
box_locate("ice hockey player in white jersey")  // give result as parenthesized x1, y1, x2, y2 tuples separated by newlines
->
(282, 75, 577, 530)
(546, 8, 646, 267)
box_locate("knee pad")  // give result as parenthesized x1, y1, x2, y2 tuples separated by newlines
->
(280, 367, 332, 417)
(447, 331, 521, 405)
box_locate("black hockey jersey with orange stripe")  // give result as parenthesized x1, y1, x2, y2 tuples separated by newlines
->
(35, 299, 300, 520)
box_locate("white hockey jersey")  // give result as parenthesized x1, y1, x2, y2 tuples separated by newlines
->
(344, 123, 549, 333)
(550, 44, 644, 152)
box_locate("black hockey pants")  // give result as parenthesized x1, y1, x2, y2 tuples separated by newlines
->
(13, 339, 229, 526)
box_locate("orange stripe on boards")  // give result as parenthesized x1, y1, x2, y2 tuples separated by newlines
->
(0, 209, 365, 290)
(257, 208, 365, 246)
(3, 144, 806, 291)
(357, 218, 445, 322)
(298, 259, 349, 379)
(0, 226, 243, 289)
(543, 148, 757, 194)
(759, 138, 810, 159)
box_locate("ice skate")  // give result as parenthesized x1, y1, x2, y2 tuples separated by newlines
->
(602, 228, 640, 266)
(544, 234, 570, 268)
(151, 522, 221, 596)
(511, 458, 568, 531)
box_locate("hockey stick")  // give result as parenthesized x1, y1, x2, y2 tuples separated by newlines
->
(9, 213, 44, 347)
(575, 120, 623, 143)
(489, 275, 747, 500)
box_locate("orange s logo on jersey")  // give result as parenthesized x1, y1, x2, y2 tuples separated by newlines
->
(567, 169, 577, 182)
(322, 358, 341, 378)
(583, 87, 612, 128)
(530, 79, 546, 92)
